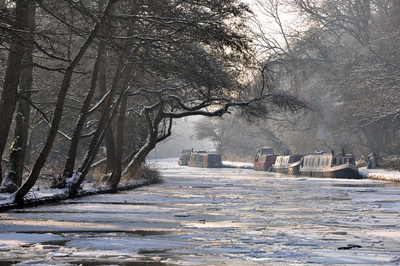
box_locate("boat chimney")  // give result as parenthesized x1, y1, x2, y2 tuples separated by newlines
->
(331, 150, 334, 155)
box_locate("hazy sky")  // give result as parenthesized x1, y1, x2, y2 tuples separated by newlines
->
(147, 117, 214, 159)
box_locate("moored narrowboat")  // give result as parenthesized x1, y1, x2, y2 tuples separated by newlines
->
(254, 147, 278, 171)
(299, 151, 360, 179)
(178, 149, 192, 166)
(188, 150, 223, 168)
(271, 154, 303, 174)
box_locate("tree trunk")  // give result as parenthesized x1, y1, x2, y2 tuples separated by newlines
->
(361, 127, 379, 153)
(67, 7, 141, 194)
(122, 138, 156, 177)
(13, 0, 117, 205)
(4, 58, 33, 190)
(61, 51, 102, 185)
(109, 91, 128, 188)
(66, 59, 123, 198)
(0, 0, 31, 183)
(122, 104, 172, 177)
(98, 53, 116, 173)
(1, 0, 36, 191)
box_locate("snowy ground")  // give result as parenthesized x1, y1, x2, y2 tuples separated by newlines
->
(360, 168, 400, 182)
(1, 158, 400, 265)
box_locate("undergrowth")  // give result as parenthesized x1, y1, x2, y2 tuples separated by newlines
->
(122, 163, 163, 184)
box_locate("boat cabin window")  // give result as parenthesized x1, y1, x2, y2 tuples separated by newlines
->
(321, 158, 324, 166)
(326, 158, 330, 166)
(317, 158, 320, 166)
(333, 158, 337, 165)
(349, 158, 354, 165)
(339, 158, 342, 165)
(344, 158, 347, 164)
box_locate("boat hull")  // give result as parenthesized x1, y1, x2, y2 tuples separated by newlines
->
(254, 154, 278, 171)
(300, 164, 361, 179)
(254, 162, 274, 171)
(271, 162, 301, 175)
(188, 161, 222, 168)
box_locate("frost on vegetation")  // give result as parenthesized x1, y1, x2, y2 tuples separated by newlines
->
(0, 193, 14, 204)
(122, 164, 163, 185)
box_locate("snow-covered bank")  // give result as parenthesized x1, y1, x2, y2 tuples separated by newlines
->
(0, 178, 153, 211)
(360, 168, 400, 182)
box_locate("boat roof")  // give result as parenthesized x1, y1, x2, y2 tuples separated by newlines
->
(304, 153, 354, 157)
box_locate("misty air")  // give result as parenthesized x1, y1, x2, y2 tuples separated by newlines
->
(1, 0, 400, 265)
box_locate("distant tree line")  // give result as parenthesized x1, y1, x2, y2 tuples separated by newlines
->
(0, 0, 306, 204)
(194, 0, 400, 163)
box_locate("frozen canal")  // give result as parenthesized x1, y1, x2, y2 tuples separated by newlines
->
(1, 158, 400, 265)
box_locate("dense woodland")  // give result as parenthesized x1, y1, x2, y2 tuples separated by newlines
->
(0, 0, 398, 204)
(194, 0, 400, 165)
(0, 0, 306, 204)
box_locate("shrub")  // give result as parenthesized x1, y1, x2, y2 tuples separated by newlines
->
(122, 163, 163, 184)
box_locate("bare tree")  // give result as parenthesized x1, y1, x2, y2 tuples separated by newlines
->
(0, 0, 309, 205)
(0, 0, 36, 192)
(13, 0, 117, 205)
(0, 0, 36, 183)
(250, 0, 400, 157)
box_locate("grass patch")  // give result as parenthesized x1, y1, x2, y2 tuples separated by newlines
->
(122, 163, 163, 185)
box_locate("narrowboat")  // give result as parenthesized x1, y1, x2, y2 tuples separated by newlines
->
(254, 147, 278, 171)
(270, 154, 303, 174)
(178, 149, 192, 166)
(188, 150, 223, 168)
(299, 151, 360, 179)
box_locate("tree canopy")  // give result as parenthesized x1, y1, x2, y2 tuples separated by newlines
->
(0, 0, 306, 204)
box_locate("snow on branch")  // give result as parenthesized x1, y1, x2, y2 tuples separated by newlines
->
(162, 92, 307, 119)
